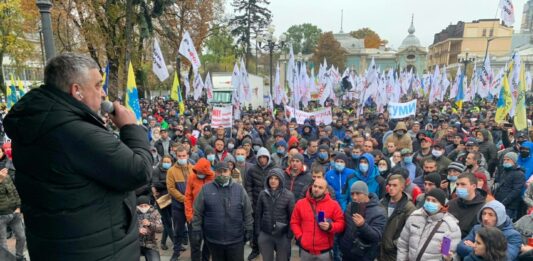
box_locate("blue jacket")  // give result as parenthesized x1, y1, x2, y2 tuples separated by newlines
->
(333, 127, 346, 140)
(517, 141, 533, 181)
(457, 200, 522, 261)
(345, 153, 382, 203)
(325, 167, 356, 211)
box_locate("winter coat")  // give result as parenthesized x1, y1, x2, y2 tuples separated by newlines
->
(518, 141, 533, 181)
(270, 152, 287, 169)
(385, 122, 413, 151)
(457, 200, 522, 260)
(447, 189, 488, 238)
(477, 129, 498, 173)
(339, 193, 387, 261)
(345, 153, 386, 201)
(154, 137, 172, 157)
(255, 168, 295, 236)
(524, 181, 533, 208)
(184, 158, 215, 222)
(191, 179, 254, 245)
(245, 147, 277, 209)
(379, 192, 416, 261)
(0, 175, 20, 215)
(290, 190, 345, 254)
(325, 167, 356, 211)
(514, 213, 533, 244)
(494, 166, 526, 210)
(303, 150, 319, 169)
(166, 162, 194, 208)
(3, 84, 153, 260)
(397, 208, 461, 261)
(151, 164, 169, 194)
(283, 166, 313, 201)
(137, 206, 163, 250)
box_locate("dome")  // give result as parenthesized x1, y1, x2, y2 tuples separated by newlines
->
(399, 15, 422, 49)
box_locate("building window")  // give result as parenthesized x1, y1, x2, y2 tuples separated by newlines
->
(489, 29, 494, 37)
(482, 29, 486, 37)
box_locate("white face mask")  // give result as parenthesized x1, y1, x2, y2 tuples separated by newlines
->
(137, 206, 150, 214)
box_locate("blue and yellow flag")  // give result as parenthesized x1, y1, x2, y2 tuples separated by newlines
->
(455, 71, 465, 110)
(170, 71, 179, 101)
(514, 63, 527, 130)
(7, 74, 18, 109)
(102, 63, 110, 100)
(125, 62, 142, 123)
(495, 62, 513, 123)
(16, 76, 25, 99)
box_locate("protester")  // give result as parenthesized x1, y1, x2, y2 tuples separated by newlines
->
(325, 153, 355, 210)
(151, 155, 175, 250)
(0, 164, 25, 261)
(136, 196, 163, 261)
(493, 152, 526, 221)
(415, 172, 442, 207)
(345, 153, 386, 201)
(282, 153, 313, 201)
(463, 227, 508, 261)
(4, 53, 153, 260)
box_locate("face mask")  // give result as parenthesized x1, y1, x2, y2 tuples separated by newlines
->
(352, 154, 360, 160)
(236, 155, 246, 163)
(197, 174, 206, 179)
(277, 149, 285, 155)
(432, 149, 443, 158)
(137, 206, 150, 214)
(227, 144, 235, 150)
(162, 163, 171, 169)
(318, 152, 328, 160)
(335, 162, 345, 172)
(503, 162, 513, 169)
(207, 155, 216, 162)
(378, 166, 388, 172)
(447, 175, 458, 182)
(396, 130, 405, 136)
(456, 187, 469, 199)
(359, 163, 369, 173)
(403, 156, 413, 164)
(253, 145, 261, 152)
(423, 201, 439, 214)
(177, 159, 188, 165)
(520, 151, 530, 158)
(215, 175, 231, 186)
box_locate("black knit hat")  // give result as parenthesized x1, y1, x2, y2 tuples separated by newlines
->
(424, 173, 441, 186)
(425, 188, 446, 206)
(137, 195, 150, 205)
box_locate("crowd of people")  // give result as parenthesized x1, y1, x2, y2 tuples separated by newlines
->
(1, 53, 533, 261)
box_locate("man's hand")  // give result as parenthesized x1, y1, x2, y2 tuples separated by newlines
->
(318, 221, 330, 231)
(352, 213, 365, 227)
(108, 101, 136, 129)
(245, 230, 253, 242)
(464, 240, 475, 247)
(521, 244, 533, 253)
(139, 227, 148, 236)
(0, 168, 8, 181)
(142, 219, 151, 227)
(14, 208, 20, 214)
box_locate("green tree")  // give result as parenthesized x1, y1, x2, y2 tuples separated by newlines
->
(229, 0, 271, 71)
(350, 27, 386, 48)
(312, 32, 346, 69)
(284, 23, 322, 55)
(202, 27, 237, 72)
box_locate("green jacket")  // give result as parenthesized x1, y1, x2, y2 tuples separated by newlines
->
(379, 192, 416, 261)
(0, 175, 21, 215)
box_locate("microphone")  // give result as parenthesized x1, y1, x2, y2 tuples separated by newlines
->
(101, 100, 115, 115)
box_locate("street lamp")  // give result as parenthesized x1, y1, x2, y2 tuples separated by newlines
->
(36, 0, 56, 61)
(257, 25, 286, 95)
(459, 49, 475, 85)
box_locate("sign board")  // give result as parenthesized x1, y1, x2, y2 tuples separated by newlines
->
(211, 105, 233, 128)
(387, 100, 417, 119)
(284, 106, 333, 125)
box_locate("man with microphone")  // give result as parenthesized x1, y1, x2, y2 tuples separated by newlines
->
(4, 53, 153, 260)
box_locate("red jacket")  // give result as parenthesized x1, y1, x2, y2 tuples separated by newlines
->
(290, 190, 345, 254)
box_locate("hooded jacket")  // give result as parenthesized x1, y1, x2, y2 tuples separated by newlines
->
(385, 122, 413, 151)
(185, 158, 215, 222)
(339, 193, 387, 261)
(379, 192, 416, 261)
(290, 190, 345, 254)
(457, 200, 522, 260)
(325, 164, 356, 211)
(345, 153, 385, 202)
(3, 85, 153, 260)
(283, 165, 313, 201)
(476, 129, 498, 173)
(255, 168, 295, 236)
(494, 164, 526, 210)
(447, 189, 488, 238)
(245, 147, 277, 209)
(518, 141, 533, 181)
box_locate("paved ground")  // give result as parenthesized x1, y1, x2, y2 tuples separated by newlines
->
(7, 233, 301, 260)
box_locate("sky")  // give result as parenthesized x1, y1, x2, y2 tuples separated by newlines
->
(226, 0, 529, 49)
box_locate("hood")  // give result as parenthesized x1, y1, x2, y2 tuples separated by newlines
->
(519, 141, 533, 162)
(288, 136, 299, 148)
(4, 85, 106, 145)
(193, 158, 215, 177)
(252, 137, 263, 147)
(264, 168, 285, 190)
(478, 129, 491, 142)
(224, 153, 236, 164)
(358, 153, 376, 176)
(477, 200, 508, 228)
(256, 147, 271, 165)
(394, 121, 408, 132)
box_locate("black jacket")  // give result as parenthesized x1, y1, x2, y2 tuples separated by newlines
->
(339, 193, 387, 261)
(447, 189, 487, 238)
(494, 166, 526, 210)
(379, 192, 416, 261)
(151, 165, 169, 194)
(255, 168, 295, 236)
(245, 155, 277, 209)
(4, 85, 153, 260)
(282, 167, 313, 201)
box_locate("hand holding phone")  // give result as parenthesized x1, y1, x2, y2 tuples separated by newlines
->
(441, 236, 451, 256)
(318, 211, 325, 223)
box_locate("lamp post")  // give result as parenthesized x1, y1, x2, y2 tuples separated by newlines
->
(257, 25, 286, 95)
(459, 50, 475, 76)
(36, 0, 56, 61)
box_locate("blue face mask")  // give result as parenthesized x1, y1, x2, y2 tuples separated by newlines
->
(352, 154, 360, 160)
(359, 163, 369, 173)
(236, 155, 246, 163)
(335, 162, 345, 172)
(207, 155, 216, 162)
(162, 163, 171, 169)
(447, 175, 458, 182)
(318, 152, 328, 160)
(423, 201, 439, 214)
(177, 159, 188, 166)
(456, 187, 469, 199)
(197, 174, 206, 179)
(503, 162, 513, 169)
(403, 156, 413, 164)
(277, 149, 285, 155)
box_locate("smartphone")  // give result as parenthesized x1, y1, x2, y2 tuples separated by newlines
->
(358, 203, 366, 216)
(441, 236, 451, 255)
(351, 203, 359, 215)
(318, 211, 325, 223)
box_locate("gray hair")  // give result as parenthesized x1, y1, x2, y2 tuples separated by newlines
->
(44, 53, 99, 92)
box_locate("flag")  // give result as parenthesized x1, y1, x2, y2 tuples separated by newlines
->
(455, 68, 465, 110)
(478, 54, 493, 98)
(449, 66, 461, 100)
(205, 72, 213, 102)
(510, 53, 521, 116)
(231, 62, 241, 120)
(239, 58, 251, 102)
(429, 65, 440, 104)
(273, 63, 283, 105)
(170, 71, 180, 101)
(183, 73, 191, 97)
(152, 38, 169, 82)
(102, 63, 110, 99)
(514, 63, 527, 130)
(125, 62, 142, 124)
(495, 62, 513, 123)
(7, 74, 17, 109)
(178, 31, 201, 71)
(193, 71, 204, 100)
(499, 0, 515, 26)
(440, 66, 450, 101)
(16, 76, 25, 99)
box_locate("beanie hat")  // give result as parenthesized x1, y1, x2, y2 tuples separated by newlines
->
(504, 152, 518, 163)
(334, 153, 349, 163)
(447, 162, 466, 172)
(350, 181, 369, 195)
(292, 153, 304, 163)
(275, 140, 288, 149)
(425, 188, 446, 206)
(424, 172, 441, 186)
(137, 195, 150, 205)
(318, 144, 329, 151)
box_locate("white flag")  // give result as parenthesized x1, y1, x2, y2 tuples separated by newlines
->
(478, 55, 493, 99)
(152, 38, 169, 81)
(178, 31, 201, 71)
(287, 45, 295, 91)
(491, 67, 504, 96)
(183, 73, 191, 97)
(449, 67, 462, 100)
(231, 62, 241, 120)
(205, 72, 213, 102)
(239, 58, 252, 102)
(273, 63, 283, 105)
(193, 71, 204, 100)
(429, 65, 441, 104)
(499, 0, 515, 26)
(440, 66, 450, 101)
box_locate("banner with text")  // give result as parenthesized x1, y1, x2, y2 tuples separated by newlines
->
(211, 105, 233, 128)
(284, 105, 333, 125)
(387, 99, 417, 119)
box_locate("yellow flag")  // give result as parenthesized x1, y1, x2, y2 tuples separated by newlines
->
(495, 62, 513, 123)
(514, 63, 527, 130)
(125, 62, 141, 123)
(171, 71, 179, 101)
